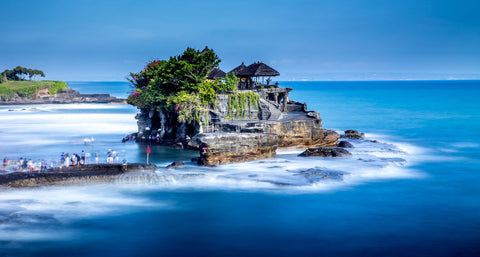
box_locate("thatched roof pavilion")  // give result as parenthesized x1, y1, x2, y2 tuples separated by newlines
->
(206, 68, 226, 80)
(228, 62, 248, 75)
(239, 62, 280, 77)
(229, 62, 280, 89)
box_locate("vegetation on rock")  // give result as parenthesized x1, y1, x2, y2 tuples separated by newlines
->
(226, 91, 260, 120)
(0, 81, 67, 100)
(127, 47, 244, 124)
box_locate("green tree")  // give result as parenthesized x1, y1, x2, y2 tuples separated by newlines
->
(31, 69, 45, 81)
(127, 47, 222, 124)
(1, 67, 45, 81)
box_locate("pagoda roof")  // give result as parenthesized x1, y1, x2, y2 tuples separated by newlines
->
(228, 62, 248, 75)
(236, 62, 280, 77)
(206, 68, 226, 79)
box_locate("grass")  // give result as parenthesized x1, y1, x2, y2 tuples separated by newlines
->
(0, 80, 67, 100)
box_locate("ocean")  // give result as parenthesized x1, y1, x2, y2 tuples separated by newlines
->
(0, 80, 479, 257)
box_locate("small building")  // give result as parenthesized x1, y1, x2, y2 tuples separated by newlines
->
(228, 62, 280, 89)
(206, 68, 226, 81)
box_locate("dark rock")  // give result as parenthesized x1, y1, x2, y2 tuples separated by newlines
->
(170, 142, 184, 149)
(296, 168, 347, 181)
(0, 163, 157, 188)
(299, 147, 351, 157)
(340, 129, 365, 140)
(191, 157, 201, 163)
(166, 161, 185, 169)
(240, 127, 264, 133)
(337, 141, 354, 148)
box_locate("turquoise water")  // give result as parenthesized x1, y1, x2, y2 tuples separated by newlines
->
(1, 81, 479, 256)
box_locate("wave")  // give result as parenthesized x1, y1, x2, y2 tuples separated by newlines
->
(111, 135, 423, 193)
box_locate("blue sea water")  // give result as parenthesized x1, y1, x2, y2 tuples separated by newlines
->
(0, 81, 479, 257)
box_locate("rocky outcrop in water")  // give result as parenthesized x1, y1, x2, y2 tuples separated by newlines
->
(0, 163, 157, 187)
(166, 161, 185, 169)
(299, 147, 351, 157)
(340, 130, 365, 140)
(130, 85, 345, 165)
(338, 141, 354, 148)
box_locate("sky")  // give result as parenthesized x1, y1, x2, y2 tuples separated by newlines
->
(0, 0, 479, 81)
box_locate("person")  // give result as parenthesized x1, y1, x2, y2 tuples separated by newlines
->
(72, 153, 77, 166)
(95, 151, 99, 164)
(112, 150, 118, 163)
(60, 152, 65, 167)
(2, 157, 6, 170)
(107, 150, 112, 164)
(81, 150, 86, 165)
(122, 158, 128, 171)
(200, 145, 207, 156)
(65, 154, 70, 167)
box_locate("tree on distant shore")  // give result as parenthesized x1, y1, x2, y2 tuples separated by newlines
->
(0, 66, 45, 83)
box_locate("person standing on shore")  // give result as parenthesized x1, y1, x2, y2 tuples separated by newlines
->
(60, 152, 65, 167)
(65, 154, 70, 167)
(95, 151, 99, 164)
(81, 150, 86, 165)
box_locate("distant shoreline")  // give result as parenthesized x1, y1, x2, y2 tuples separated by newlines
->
(0, 87, 125, 105)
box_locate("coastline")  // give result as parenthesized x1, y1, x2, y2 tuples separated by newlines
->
(0, 163, 157, 188)
(0, 87, 125, 105)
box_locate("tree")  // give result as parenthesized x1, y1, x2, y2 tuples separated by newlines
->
(1, 66, 45, 81)
(127, 47, 222, 124)
(31, 69, 45, 81)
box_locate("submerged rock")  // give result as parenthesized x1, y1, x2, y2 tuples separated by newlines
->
(298, 147, 351, 157)
(340, 129, 365, 140)
(296, 168, 347, 182)
(166, 161, 185, 169)
(337, 141, 354, 148)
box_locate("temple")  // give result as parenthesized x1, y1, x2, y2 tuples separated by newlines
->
(134, 57, 312, 145)
(206, 61, 292, 112)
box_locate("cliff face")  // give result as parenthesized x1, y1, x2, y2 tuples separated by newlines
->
(263, 119, 338, 148)
(194, 133, 279, 166)
(191, 116, 339, 165)
(132, 87, 339, 165)
(134, 91, 284, 143)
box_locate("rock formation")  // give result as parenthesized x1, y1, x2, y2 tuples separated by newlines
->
(193, 133, 280, 166)
(338, 141, 354, 148)
(299, 147, 351, 157)
(340, 129, 365, 140)
(131, 86, 341, 165)
(0, 163, 156, 187)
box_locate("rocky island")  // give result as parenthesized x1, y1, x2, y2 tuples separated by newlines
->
(125, 47, 348, 165)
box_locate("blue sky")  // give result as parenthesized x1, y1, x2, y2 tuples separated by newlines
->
(1, 0, 479, 81)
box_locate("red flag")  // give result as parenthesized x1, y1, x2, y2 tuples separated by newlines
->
(147, 146, 151, 155)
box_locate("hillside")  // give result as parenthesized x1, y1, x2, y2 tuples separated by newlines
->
(0, 80, 67, 100)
